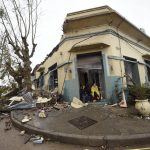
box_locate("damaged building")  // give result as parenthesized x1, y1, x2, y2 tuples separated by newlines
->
(34, 6, 150, 103)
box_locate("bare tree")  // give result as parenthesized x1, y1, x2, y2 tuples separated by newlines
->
(0, 33, 24, 89)
(0, 0, 41, 91)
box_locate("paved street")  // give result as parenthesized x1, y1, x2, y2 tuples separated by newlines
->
(0, 118, 96, 150)
(1, 115, 150, 150)
(11, 104, 150, 147)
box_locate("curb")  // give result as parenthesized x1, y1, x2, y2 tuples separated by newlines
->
(11, 111, 150, 147)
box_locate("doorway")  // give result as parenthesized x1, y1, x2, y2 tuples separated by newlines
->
(77, 52, 105, 101)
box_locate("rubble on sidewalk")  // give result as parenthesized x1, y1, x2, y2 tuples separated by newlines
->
(22, 115, 32, 123)
(38, 109, 47, 118)
(36, 97, 51, 104)
(5, 87, 65, 111)
(71, 97, 88, 108)
(53, 102, 69, 110)
(36, 97, 51, 108)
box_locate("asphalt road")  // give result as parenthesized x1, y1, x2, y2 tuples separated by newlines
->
(0, 117, 97, 150)
(1, 116, 150, 150)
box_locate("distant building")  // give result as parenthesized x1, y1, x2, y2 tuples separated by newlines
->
(34, 6, 150, 103)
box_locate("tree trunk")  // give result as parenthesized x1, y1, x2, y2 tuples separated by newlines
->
(15, 77, 23, 90)
(23, 59, 32, 91)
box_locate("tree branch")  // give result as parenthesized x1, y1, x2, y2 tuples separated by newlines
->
(1, 0, 18, 44)
(12, 0, 27, 38)
(30, 43, 37, 58)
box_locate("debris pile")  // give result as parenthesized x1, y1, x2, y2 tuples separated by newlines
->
(71, 97, 88, 108)
(24, 134, 44, 144)
(6, 87, 67, 111)
(4, 87, 91, 113)
(53, 102, 69, 110)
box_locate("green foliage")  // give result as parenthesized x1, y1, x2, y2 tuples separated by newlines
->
(128, 85, 150, 100)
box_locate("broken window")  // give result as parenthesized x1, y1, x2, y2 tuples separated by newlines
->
(77, 52, 105, 101)
(145, 60, 150, 82)
(39, 72, 44, 88)
(124, 56, 140, 85)
(48, 63, 58, 90)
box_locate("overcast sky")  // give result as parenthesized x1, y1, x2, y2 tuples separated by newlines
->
(30, 0, 150, 68)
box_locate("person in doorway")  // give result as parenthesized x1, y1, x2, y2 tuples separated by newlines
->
(91, 83, 101, 101)
(80, 84, 91, 103)
(80, 85, 86, 102)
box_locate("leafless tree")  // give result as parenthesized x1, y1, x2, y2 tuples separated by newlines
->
(0, 0, 41, 91)
(0, 32, 24, 89)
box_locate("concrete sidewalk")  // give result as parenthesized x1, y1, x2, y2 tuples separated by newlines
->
(11, 104, 150, 147)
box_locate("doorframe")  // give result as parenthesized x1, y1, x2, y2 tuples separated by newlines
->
(76, 52, 106, 99)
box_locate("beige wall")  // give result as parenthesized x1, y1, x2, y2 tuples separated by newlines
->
(35, 24, 150, 93)
(64, 25, 108, 37)
(107, 27, 149, 85)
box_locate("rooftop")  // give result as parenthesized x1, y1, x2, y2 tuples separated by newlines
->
(63, 5, 150, 49)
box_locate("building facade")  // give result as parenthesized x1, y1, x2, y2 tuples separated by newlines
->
(35, 6, 150, 103)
